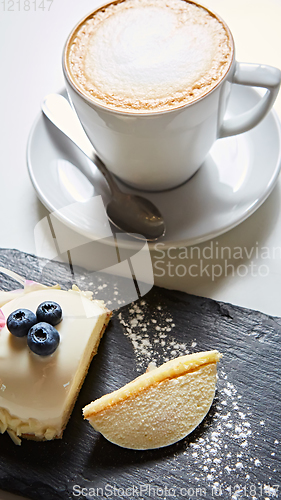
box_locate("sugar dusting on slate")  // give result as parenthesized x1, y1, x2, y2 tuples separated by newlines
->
(118, 300, 188, 368)
(118, 299, 280, 495)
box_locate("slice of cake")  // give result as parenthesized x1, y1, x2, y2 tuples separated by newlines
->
(83, 350, 221, 450)
(0, 282, 111, 444)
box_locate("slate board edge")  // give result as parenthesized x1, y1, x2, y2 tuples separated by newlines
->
(0, 247, 279, 325)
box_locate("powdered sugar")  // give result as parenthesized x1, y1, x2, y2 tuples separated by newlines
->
(117, 298, 280, 488)
(184, 373, 254, 479)
(118, 299, 189, 369)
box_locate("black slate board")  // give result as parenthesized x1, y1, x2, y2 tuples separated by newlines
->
(0, 249, 280, 500)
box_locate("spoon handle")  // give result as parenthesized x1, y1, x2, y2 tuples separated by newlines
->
(42, 94, 118, 193)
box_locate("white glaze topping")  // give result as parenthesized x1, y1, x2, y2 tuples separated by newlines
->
(0, 286, 109, 440)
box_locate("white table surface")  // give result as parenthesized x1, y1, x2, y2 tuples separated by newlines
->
(1, 0, 281, 498)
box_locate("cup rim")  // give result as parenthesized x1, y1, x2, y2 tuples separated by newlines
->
(62, 0, 235, 117)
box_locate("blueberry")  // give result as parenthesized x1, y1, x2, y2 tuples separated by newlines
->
(27, 322, 60, 356)
(7, 309, 37, 337)
(36, 301, 62, 326)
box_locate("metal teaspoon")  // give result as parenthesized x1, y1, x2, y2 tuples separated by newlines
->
(42, 94, 166, 241)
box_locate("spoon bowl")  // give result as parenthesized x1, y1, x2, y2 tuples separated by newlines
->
(107, 194, 166, 241)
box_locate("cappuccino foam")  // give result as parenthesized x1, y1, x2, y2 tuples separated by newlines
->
(67, 0, 232, 112)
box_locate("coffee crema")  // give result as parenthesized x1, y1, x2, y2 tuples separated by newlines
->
(66, 0, 233, 113)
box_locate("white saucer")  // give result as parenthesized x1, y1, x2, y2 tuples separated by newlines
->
(27, 86, 281, 250)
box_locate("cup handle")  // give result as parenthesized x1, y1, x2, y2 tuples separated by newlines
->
(219, 62, 281, 138)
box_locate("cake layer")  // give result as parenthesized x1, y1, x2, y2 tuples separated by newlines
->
(83, 351, 221, 449)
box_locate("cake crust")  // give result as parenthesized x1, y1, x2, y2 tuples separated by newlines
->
(83, 350, 222, 449)
(83, 350, 221, 417)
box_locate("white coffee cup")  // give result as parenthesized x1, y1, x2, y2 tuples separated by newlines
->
(63, 0, 281, 192)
